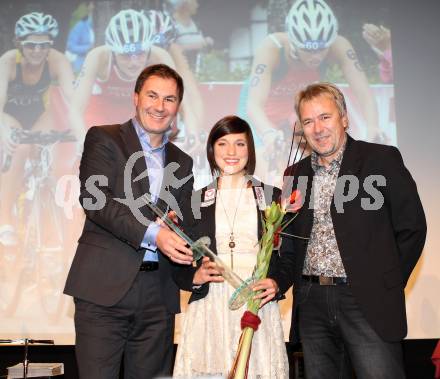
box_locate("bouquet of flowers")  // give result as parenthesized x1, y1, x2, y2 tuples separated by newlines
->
(228, 190, 302, 379)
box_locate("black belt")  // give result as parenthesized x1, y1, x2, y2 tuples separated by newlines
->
(139, 261, 159, 271)
(302, 275, 348, 286)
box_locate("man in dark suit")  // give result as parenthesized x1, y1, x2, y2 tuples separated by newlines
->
(64, 64, 196, 379)
(255, 82, 426, 378)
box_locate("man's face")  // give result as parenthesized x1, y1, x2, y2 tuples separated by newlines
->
(300, 94, 347, 166)
(114, 51, 149, 80)
(20, 34, 52, 66)
(134, 75, 180, 138)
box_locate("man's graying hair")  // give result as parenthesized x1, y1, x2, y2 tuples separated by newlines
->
(295, 82, 348, 120)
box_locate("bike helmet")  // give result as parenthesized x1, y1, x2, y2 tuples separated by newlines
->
(147, 10, 176, 48)
(15, 12, 59, 39)
(286, 0, 338, 50)
(105, 9, 154, 54)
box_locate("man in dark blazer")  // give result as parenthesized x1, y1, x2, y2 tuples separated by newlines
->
(64, 64, 196, 379)
(255, 82, 426, 378)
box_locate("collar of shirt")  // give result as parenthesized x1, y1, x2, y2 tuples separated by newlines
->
(132, 117, 167, 205)
(132, 117, 169, 153)
(311, 137, 347, 174)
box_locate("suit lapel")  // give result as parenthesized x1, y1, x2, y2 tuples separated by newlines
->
(330, 134, 362, 230)
(164, 141, 176, 167)
(199, 182, 218, 253)
(119, 120, 150, 196)
(292, 136, 362, 236)
(250, 180, 267, 239)
(293, 157, 314, 235)
(338, 135, 362, 178)
(156, 142, 178, 212)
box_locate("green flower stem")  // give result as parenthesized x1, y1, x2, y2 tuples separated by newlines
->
(230, 202, 290, 379)
(233, 327, 255, 379)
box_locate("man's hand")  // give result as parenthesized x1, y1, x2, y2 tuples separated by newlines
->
(156, 227, 193, 265)
(192, 257, 224, 285)
(252, 278, 279, 307)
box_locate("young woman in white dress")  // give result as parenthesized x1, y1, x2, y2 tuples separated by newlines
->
(173, 115, 289, 378)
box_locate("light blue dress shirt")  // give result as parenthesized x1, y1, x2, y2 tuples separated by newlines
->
(132, 118, 169, 262)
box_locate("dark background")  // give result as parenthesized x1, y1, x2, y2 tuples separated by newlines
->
(0, 339, 438, 378)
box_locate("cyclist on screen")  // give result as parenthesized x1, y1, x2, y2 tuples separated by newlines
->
(148, 9, 204, 138)
(362, 23, 393, 83)
(69, 9, 202, 141)
(0, 12, 75, 246)
(242, 0, 382, 177)
(165, 0, 214, 72)
(65, 1, 96, 74)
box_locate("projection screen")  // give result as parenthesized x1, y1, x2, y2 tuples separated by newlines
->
(0, 0, 438, 344)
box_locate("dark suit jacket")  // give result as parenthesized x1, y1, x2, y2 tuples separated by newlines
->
(269, 135, 426, 342)
(173, 177, 281, 303)
(64, 120, 195, 314)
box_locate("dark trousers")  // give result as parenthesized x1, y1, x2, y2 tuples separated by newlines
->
(74, 270, 174, 379)
(297, 281, 406, 379)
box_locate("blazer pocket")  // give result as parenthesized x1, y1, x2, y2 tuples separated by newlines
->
(78, 231, 112, 249)
(383, 266, 404, 289)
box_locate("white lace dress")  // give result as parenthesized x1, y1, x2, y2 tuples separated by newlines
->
(173, 188, 289, 378)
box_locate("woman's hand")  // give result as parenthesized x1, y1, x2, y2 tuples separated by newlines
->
(192, 257, 224, 285)
(252, 278, 279, 307)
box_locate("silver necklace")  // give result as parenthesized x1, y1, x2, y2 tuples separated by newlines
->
(217, 178, 247, 269)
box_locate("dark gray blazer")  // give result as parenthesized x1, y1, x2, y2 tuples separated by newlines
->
(269, 135, 426, 342)
(64, 120, 194, 314)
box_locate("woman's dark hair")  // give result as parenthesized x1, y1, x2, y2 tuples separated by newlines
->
(206, 115, 256, 176)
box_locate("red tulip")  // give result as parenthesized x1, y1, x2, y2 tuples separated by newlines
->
(285, 189, 302, 213)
